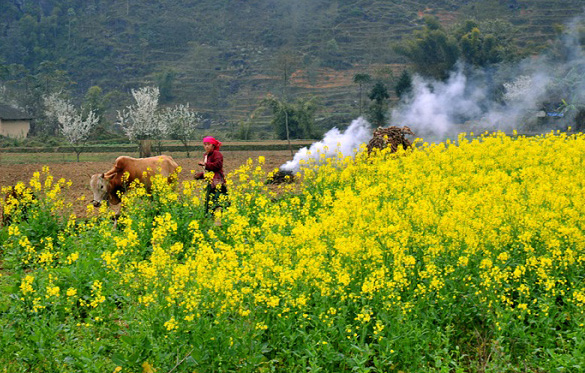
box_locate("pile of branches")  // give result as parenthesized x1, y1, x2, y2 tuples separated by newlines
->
(367, 126, 415, 154)
(266, 169, 295, 184)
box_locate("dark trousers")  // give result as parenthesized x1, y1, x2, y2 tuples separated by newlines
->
(205, 183, 228, 215)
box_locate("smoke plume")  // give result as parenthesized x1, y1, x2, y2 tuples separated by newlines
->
(391, 16, 585, 142)
(280, 117, 372, 173)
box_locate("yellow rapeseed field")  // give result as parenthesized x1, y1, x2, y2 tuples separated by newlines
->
(2, 130, 585, 372)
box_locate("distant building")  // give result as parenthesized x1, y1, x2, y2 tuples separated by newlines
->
(0, 103, 32, 138)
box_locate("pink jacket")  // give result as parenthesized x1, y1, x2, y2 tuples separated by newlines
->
(194, 149, 225, 187)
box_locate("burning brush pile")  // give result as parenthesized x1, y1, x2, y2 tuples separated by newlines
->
(266, 169, 295, 184)
(367, 126, 415, 154)
(267, 124, 416, 184)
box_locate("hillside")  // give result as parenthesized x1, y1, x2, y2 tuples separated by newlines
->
(0, 0, 583, 133)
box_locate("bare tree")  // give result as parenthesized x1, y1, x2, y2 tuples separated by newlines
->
(275, 50, 300, 156)
(44, 93, 99, 162)
(353, 73, 371, 115)
(117, 86, 162, 157)
(161, 103, 201, 157)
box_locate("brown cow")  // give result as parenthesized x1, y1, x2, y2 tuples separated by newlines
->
(89, 155, 179, 207)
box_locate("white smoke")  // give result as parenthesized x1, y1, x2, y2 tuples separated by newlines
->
(280, 17, 585, 171)
(280, 117, 372, 173)
(392, 69, 486, 140)
(391, 63, 553, 142)
(391, 16, 585, 142)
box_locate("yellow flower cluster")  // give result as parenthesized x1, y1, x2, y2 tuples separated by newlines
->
(19, 275, 35, 295)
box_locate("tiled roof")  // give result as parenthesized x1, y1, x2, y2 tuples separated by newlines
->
(0, 103, 32, 120)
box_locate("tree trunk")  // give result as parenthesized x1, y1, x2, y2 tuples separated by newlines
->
(284, 109, 293, 157)
(139, 139, 152, 158)
(183, 140, 190, 158)
(359, 83, 363, 115)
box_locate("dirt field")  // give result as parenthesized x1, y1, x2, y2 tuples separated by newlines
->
(0, 150, 294, 217)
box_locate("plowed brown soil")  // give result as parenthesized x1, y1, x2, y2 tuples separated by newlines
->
(0, 150, 294, 217)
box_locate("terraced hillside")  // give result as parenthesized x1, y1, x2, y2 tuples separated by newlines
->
(1, 0, 583, 133)
(154, 0, 585, 130)
(459, 0, 583, 47)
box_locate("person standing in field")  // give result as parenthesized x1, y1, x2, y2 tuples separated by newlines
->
(194, 136, 228, 216)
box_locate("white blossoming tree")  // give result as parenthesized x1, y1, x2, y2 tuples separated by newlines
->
(117, 86, 165, 157)
(161, 103, 202, 157)
(44, 93, 99, 162)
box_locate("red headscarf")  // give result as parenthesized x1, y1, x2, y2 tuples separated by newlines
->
(203, 136, 222, 149)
